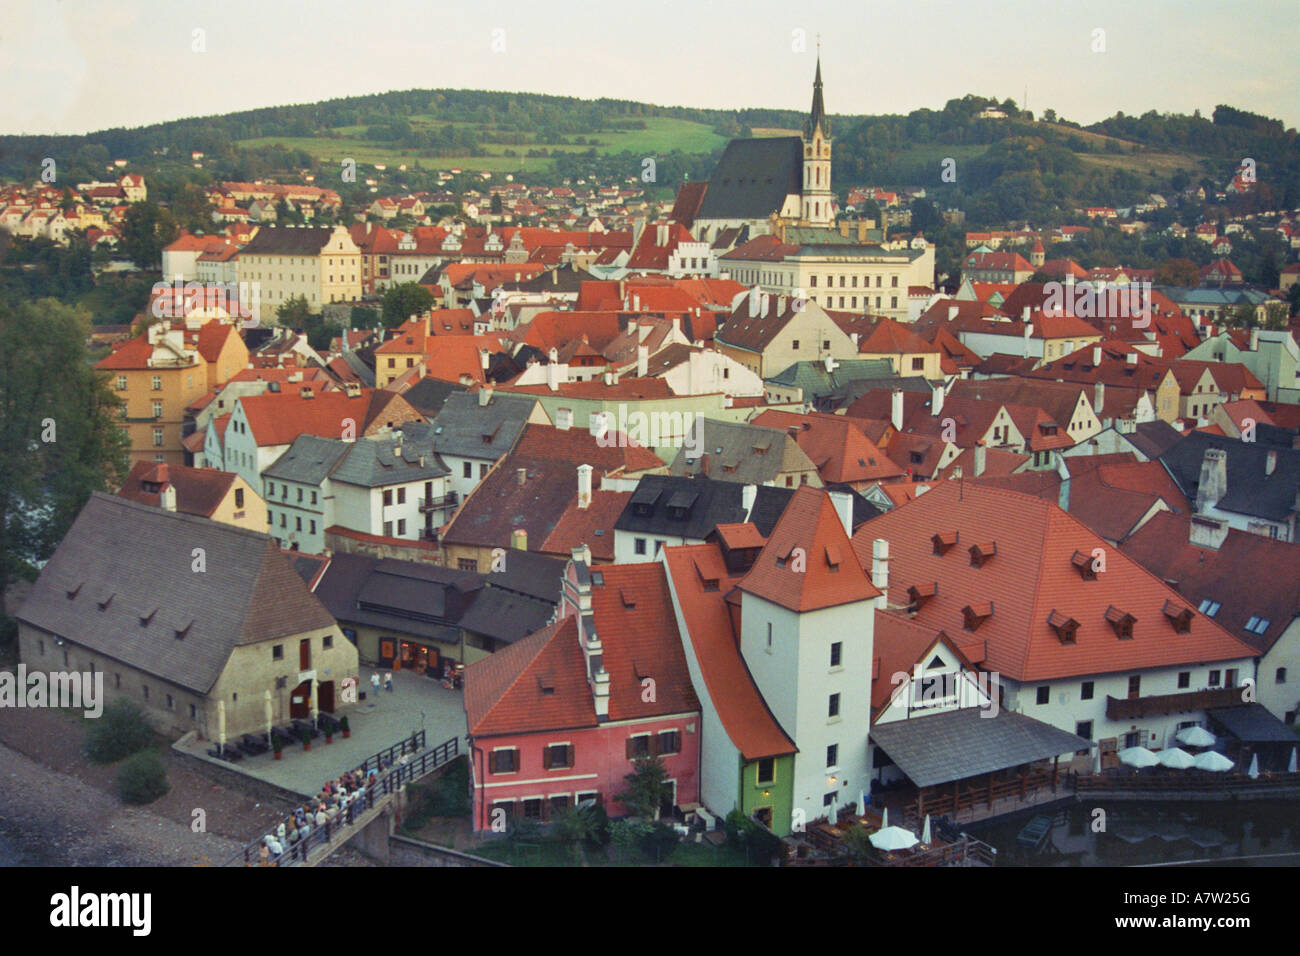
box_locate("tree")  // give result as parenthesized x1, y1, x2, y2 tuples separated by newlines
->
(276, 294, 311, 328)
(548, 803, 600, 864)
(86, 699, 155, 764)
(909, 198, 944, 236)
(490, 194, 503, 215)
(350, 305, 379, 329)
(119, 201, 177, 270)
(0, 297, 130, 596)
(381, 282, 434, 329)
(117, 750, 170, 804)
(614, 755, 672, 820)
(1153, 258, 1200, 287)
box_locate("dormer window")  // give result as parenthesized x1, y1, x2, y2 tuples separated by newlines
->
(962, 602, 993, 631)
(907, 582, 937, 610)
(824, 544, 841, 572)
(1047, 609, 1078, 644)
(1105, 606, 1136, 640)
(1197, 598, 1221, 618)
(1163, 599, 1193, 634)
(1071, 549, 1098, 581)
(932, 531, 958, 555)
(969, 542, 997, 568)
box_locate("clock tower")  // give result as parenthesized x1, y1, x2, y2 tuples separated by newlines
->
(801, 57, 833, 227)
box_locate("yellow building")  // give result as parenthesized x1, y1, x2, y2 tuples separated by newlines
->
(97, 319, 248, 466)
(117, 460, 267, 532)
(237, 224, 362, 312)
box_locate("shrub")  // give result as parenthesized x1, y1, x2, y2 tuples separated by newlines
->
(639, 821, 680, 863)
(117, 750, 169, 804)
(85, 699, 154, 764)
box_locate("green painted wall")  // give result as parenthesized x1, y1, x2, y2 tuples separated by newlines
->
(739, 753, 796, 837)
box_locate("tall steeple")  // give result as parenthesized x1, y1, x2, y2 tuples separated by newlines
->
(806, 55, 829, 140)
(800, 54, 833, 227)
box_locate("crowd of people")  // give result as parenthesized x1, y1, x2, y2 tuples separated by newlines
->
(255, 762, 395, 865)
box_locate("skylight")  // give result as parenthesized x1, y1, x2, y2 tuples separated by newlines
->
(1198, 598, 1221, 617)
(1244, 616, 1270, 635)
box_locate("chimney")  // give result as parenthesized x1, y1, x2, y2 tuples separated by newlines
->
(1092, 346, 1102, 367)
(891, 388, 905, 431)
(633, 293, 641, 311)
(974, 441, 987, 477)
(602, 371, 613, 386)
(393, 442, 402, 458)
(637, 344, 648, 378)
(1266, 449, 1278, 477)
(479, 349, 490, 371)
(824, 353, 836, 373)
(741, 483, 757, 522)
(1022, 306, 1031, 321)
(555, 407, 573, 430)
(516, 467, 527, 487)
(1093, 382, 1105, 415)
(547, 361, 561, 391)
(479, 384, 494, 406)
(301, 386, 314, 399)
(511, 528, 527, 550)
(931, 383, 945, 418)
(1023, 323, 1032, 357)
(1195, 448, 1228, 513)
(828, 490, 854, 537)
(871, 538, 890, 598)
(160, 484, 177, 513)
(1250, 328, 1260, 351)
(577, 463, 593, 510)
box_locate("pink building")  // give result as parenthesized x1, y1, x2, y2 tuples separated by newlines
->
(464, 553, 701, 831)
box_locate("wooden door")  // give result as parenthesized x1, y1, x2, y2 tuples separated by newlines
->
(318, 680, 335, 714)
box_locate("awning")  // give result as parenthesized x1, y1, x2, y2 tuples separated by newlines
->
(870, 708, 1091, 789)
(1207, 704, 1298, 743)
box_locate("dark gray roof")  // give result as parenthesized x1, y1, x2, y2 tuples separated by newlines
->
(263, 435, 351, 485)
(400, 378, 468, 418)
(868, 708, 1092, 789)
(425, 390, 535, 460)
(481, 548, 566, 604)
(1160, 431, 1300, 522)
(330, 434, 449, 487)
(1124, 420, 1182, 461)
(240, 225, 337, 256)
(1207, 703, 1300, 743)
(667, 419, 816, 485)
(695, 136, 803, 221)
(17, 493, 337, 694)
(614, 474, 798, 540)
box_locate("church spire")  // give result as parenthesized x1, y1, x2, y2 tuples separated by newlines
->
(806, 55, 828, 139)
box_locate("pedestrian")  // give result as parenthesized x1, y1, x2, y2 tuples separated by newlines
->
(370, 672, 380, 696)
(276, 821, 286, 843)
(315, 808, 327, 828)
(258, 843, 269, 866)
(385, 672, 394, 692)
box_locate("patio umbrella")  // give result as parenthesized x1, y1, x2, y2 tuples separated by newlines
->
(826, 793, 837, 824)
(1119, 746, 1159, 768)
(1158, 747, 1195, 770)
(870, 825, 919, 852)
(1193, 750, 1234, 772)
(1093, 748, 1103, 774)
(264, 690, 273, 746)
(921, 815, 932, 845)
(1247, 753, 1259, 779)
(217, 699, 226, 755)
(858, 789, 867, 817)
(880, 807, 888, 828)
(1289, 748, 1297, 774)
(310, 674, 319, 729)
(1176, 725, 1216, 748)
(1155, 820, 1188, 841)
(1111, 822, 1153, 844)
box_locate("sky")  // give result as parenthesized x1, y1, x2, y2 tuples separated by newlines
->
(1, 0, 1298, 136)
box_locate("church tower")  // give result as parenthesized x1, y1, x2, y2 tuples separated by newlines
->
(801, 57, 833, 227)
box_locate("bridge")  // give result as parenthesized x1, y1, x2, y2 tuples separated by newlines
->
(224, 734, 461, 867)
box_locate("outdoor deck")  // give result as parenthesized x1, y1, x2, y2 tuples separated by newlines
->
(1075, 768, 1300, 801)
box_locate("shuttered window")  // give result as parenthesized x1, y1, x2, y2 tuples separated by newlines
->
(657, 730, 681, 755)
(488, 748, 518, 774)
(542, 743, 573, 769)
(625, 734, 652, 759)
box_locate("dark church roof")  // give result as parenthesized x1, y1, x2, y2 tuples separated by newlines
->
(695, 136, 803, 222)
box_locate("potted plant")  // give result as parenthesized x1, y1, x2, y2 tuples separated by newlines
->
(272, 732, 283, 761)
(340, 716, 351, 739)
(323, 719, 334, 745)
(300, 726, 311, 751)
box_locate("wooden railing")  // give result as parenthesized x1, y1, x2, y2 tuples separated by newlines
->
(1076, 769, 1300, 794)
(1105, 687, 1242, 721)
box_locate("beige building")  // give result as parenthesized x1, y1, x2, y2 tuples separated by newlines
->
(117, 460, 267, 533)
(715, 296, 860, 379)
(15, 494, 358, 740)
(237, 225, 362, 313)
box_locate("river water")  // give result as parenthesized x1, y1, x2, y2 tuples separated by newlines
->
(972, 800, 1300, 866)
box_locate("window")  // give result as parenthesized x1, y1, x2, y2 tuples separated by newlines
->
(792, 340, 800, 350)
(116, 375, 127, 391)
(1128, 675, 1142, 697)
(823, 792, 836, 807)
(296, 516, 302, 531)
(828, 693, 840, 718)
(397, 487, 406, 505)
(1208, 670, 1221, 686)
(142, 685, 149, 701)
(826, 744, 838, 768)
(488, 749, 519, 774)
(627, 735, 651, 758)
(458, 558, 478, 572)
(463, 461, 473, 478)
(151, 400, 162, 418)
(830, 642, 842, 668)
(311, 491, 317, 505)
(190, 704, 197, 719)
(397, 519, 406, 535)
(310, 520, 316, 534)
(1277, 667, 1288, 684)
(323, 635, 332, 649)
(272, 644, 283, 660)
(543, 743, 573, 769)
(756, 758, 775, 785)
(151, 375, 162, 390)
(383, 521, 392, 536)
(634, 537, 647, 555)
(1198, 598, 1222, 617)
(275, 676, 287, 690)
(766, 622, 773, 651)
(383, 490, 393, 507)
(235, 488, 244, 509)
(152, 428, 164, 447)
(1245, 616, 1270, 635)
(1036, 686, 1050, 705)
(1178, 671, 1190, 689)
(911, 357, 924, 371)
(166, 694, 174, 710)
(279, 513, 286, 528)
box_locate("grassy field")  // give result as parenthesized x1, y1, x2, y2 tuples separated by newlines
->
(238, 115, 727, 173)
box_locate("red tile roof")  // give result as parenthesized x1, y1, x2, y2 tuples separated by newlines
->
(116, 461, 238, 518)
(238, 389, 375, 447)
(540, 490, 631, 562)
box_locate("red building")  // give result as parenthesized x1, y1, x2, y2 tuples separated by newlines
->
(464, 552, 701, 830)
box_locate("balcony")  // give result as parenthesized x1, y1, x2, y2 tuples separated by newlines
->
(1105, 686, 1243, 721)
(418, 492, 458, 513)
(419, 528, 439, 542)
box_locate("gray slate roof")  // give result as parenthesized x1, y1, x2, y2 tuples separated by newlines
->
(1208, 703, 1300, 743)
(1160, 430, 1300, 522)
(695, 136, 803, 222)
(264, 433, 449, 488)
(868, 707, 1092, 789)
(16, 493, 337, 694)
(424, 390, 535, 460)
(667, 418, 817, 485)
(240, 225, 337, 256)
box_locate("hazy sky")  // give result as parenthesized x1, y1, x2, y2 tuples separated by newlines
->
(2, 0, 1297, 136)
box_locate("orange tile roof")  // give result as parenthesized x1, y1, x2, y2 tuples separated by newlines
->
(663, 543, 796, 760)
(851, 482, 1258, 682)
(750, 410, 905, 484)
(739, 486, 880, 612)
(539, 490, 631, 562)
(237, 389, 375, 447)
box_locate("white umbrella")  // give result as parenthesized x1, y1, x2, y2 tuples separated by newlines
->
(217, 699, 226, 754)
(1158, 747, 1195, 770)
(310, 674, 319, 729)
(870, 825, 919, 852)
(1093, 747, 1103, 774)
(857, 789, 867, 817)
(1193, 750, 1234, 772)
(1289, 748, 1297, 774)
(1119, 746, 1159, 768)
(826, 793, 837, 824)
(1176, 725, 1216, 748)
(1247, 753, 1259, 779)
(921, 815, 932, 845)
(264, 690, 273, 746)
(880, 806, 889, 828)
